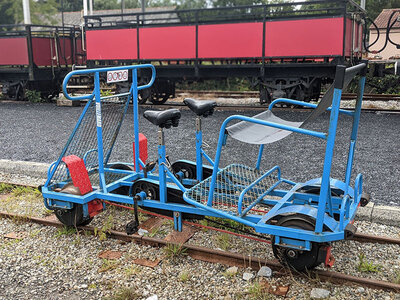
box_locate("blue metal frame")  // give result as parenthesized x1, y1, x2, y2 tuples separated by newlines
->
(42, 63, 368, 252)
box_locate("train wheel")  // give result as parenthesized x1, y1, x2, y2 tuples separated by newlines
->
(171, 161, 196, 179)
(150, 92, 169, 104)
(131, 180, 159, 200)
(55, 203, 93, 227)
(272, 215, 322, 271)
(54, 183, 93, 227)
(139, 85, 151, 104)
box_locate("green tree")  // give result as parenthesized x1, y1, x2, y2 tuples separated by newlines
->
(56, 0, 82, 12)
(0, 0, 58, 25)
(364, 0, 400, 21)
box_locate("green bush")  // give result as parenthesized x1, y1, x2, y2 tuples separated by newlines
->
(367, 75, 400, 94)
(25, 89, 43, 103)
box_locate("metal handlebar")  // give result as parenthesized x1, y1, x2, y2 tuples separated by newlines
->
(62, 64, 156, 101)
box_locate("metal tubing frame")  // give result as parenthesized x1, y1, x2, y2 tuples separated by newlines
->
(206, 114, 327, 206)
(44, 64, 155, 189)
(195, 117, 203, 181)
(268, 98, 354, 116)
(344, 76, 365, 192)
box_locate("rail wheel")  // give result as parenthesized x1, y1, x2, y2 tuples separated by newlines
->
(131, 180, 159, 200)
(272, 215, 323, 271)
(54, 183, 93, 226)
(139, 85, 151, 104)
(171, 161, 196, 179)
(131, 180, 201, 219)
(150, 92, 169, 104)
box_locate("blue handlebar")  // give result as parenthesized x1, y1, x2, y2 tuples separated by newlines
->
(62, 64, 156, 101)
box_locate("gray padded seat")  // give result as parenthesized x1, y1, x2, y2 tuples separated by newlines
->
(184, 98, 217, 117)
(143, 109, 181, 128)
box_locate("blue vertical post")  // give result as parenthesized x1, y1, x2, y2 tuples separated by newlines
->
(344, 75, 366, 192)
(195, 117, 203, 181)
(94, 72, 107, 192)
(173, 211, 182, 232)
(132, 68, 140, 173)
(158, 129, 167, 203)
(315, 66, 346, 233)
(256, 145, 264, 170)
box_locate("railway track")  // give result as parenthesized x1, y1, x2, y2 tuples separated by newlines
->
(0, 191, 399, 292)
(177, 90, 400, 102)
(141, 101, 400, 114)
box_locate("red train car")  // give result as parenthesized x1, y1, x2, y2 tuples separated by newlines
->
(0, 25, 84, 100)
(84, 0, 364, 103)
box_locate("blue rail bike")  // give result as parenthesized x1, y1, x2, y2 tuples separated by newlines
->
(41, 61, 370, 271)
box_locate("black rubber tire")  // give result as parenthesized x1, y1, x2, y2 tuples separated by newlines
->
(271, 215, 322, 271)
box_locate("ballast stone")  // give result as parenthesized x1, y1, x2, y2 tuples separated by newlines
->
(257, 266, 272, 277)
(242, 272, 254, 281)
(225, 266, 238, 276)
(310, 288, 330, 299)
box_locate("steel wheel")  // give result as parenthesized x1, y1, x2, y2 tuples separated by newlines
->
(150, 92, 169, 104)
(54, 183, 93, 227)
(171, 161, 196, 179)
(131, 180, 159, 200)
(271, 215, 323, 271)
(139, 88, 151, 104)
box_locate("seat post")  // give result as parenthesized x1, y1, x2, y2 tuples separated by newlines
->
(195, 117, 203, 181)
(158, 127, 167, 203)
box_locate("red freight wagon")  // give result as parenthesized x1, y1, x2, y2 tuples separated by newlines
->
(0, 25, 84, 100)
(84, 0, 364, 103)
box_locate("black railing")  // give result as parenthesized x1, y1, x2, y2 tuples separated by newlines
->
(84, 0, 365, 29)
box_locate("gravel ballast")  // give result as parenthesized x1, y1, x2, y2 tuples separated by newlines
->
(0, 195, 399, 299)
(0, 101, 398, 206)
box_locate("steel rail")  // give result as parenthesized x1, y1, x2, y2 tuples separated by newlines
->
(0, 210, 399, 292)
(177, 90, 400, 102)
(141, 102, 400, 114)
(1, 182, 400, 246)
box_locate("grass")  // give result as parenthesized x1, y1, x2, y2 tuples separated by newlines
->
(42, 208, 54, 217)
(214, 233, 231, 251)
(98, 259, 120, 273)
(88, 283, 97, 289)
(124, 265, 141, 276)
(163, 243, 188, 260)
(0, 183, 14, 194)
(247, 281, 272, 300)
(179, 270, 190, 282)
(11, 186, 40, 197)
(357, 253, 382, 273)
(202, 217, 248, 234)
(148, 226, 168, 238)
(111, 287, 140, 300)
(94, 215, 114, 241)
(55, 226, 76, 237)
(0, 185, 43, 219)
